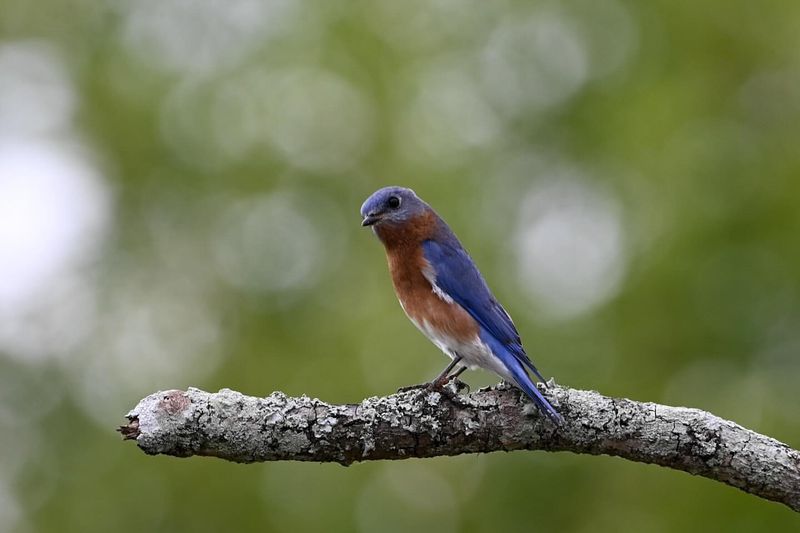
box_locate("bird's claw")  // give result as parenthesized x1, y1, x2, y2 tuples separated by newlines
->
(396, 383, 429, 394)
(449, 378, 470, 394)
(437, 379, 472, 405)
(397, 378, 468, 403)
(397, 374, 454, 394)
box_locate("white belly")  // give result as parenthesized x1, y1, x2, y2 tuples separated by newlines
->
(409, 316, 515, 383)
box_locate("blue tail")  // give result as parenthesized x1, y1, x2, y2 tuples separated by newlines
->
(480, 329, 564, 425)
(481, 333, 564, 424)
(507, 361, 564, 425)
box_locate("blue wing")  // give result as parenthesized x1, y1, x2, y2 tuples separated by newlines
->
(423, 238, 562, 424)
(421, 239, 546, 383)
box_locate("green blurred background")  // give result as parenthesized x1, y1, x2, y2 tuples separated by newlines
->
(1, 0, 799, 531)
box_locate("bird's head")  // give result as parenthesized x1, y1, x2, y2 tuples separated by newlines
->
(360, 186, 428, 228)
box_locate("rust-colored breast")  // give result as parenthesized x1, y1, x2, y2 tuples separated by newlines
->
(379, 214, 478, 343)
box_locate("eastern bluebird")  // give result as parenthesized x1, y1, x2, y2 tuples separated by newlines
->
(361, 186, 563, 424)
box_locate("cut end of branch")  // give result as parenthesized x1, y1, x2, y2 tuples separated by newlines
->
(117, 417, 140, 440)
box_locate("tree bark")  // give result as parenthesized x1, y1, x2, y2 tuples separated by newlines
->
(119, 382, 800, 512)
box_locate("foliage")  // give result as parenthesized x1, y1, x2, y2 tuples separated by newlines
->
(1, 0, 799, 531)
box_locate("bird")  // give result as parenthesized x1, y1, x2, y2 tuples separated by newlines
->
(360, 186, 563, 424)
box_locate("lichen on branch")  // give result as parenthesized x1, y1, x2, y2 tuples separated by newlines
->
(119, 384, 800, 512)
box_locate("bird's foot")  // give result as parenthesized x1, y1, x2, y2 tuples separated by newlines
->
(397, 373, 454, 394)
(438, 378, 470, 403)
(397, 377, 468, 402)
(397, 382, 446, 405)
(396, 382, 430, 394)
(448, 377, 470, 394)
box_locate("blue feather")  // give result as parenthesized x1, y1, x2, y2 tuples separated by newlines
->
(480, 332, 564, 424)
(421, 239, 547, 382)
(422, 238, 562, 423)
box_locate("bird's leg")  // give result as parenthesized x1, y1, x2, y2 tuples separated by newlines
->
(397, 356, 464, 394)
(429, 356, 463, 390)
(445, 365, 470, 393)
(436, 359, 472, 403)
(448, 365, 467, 381)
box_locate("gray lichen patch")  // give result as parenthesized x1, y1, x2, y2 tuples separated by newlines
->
(312, 415, 338, 438)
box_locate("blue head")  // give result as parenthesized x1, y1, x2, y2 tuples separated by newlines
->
(360, 186, 429, 228)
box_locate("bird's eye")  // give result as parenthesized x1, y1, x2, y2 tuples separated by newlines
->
(387, 196, 401, 209)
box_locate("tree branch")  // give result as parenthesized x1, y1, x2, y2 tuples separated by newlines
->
(119, 383, 800, 512)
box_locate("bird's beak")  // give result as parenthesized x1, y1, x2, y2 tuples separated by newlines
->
(361, 214, 381, 226)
